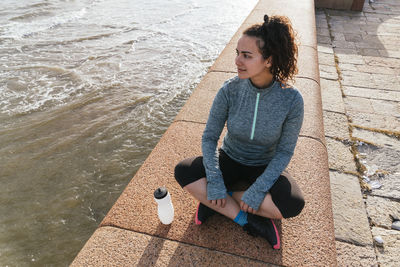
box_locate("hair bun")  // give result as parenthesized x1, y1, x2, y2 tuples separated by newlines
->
(264, 15, 269, 24)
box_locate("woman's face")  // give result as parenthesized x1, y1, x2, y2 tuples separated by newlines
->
(235, 35, 271, 83)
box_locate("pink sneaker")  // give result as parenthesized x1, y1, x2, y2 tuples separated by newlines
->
(243, 214, 281, 250)
(195, 203, 216, 225)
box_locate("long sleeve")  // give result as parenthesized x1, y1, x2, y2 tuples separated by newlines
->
(241, 92, 304, 210)
(202, 86, 229, 200)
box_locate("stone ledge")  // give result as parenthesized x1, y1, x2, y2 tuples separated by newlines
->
(71, 226, 277, 267)
(173, 72, 236, 124)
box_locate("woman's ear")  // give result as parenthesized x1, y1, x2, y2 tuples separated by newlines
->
(264, 56, 273, 68)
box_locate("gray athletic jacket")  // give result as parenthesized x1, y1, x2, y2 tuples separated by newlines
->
(202, 76, 304, 210)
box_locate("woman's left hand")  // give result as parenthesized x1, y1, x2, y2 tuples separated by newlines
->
(240, 200, 257, 214)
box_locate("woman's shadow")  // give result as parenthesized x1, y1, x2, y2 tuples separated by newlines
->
(136, 213, 283, 266)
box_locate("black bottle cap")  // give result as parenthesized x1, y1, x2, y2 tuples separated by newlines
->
(154, 187, 168, 199)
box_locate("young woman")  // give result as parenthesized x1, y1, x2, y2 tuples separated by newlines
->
(174, 15, 305, 250)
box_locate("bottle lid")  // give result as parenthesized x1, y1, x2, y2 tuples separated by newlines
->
(154, 187, 168, 199)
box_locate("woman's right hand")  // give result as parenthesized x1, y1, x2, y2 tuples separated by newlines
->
(240, 200, 256, 214)
(209, 198, 226, 208)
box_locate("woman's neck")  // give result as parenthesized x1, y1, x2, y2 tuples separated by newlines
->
(250, 75, 274, 89)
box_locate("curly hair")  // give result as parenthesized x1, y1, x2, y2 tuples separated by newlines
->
(243, 15, 298, 84)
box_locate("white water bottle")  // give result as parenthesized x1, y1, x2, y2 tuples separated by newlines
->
(154, 187, 174, 225)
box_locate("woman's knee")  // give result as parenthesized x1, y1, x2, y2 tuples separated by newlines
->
(282, 197, 305, 219)
(270, 174, 305, 219)
(174, 156, 205, 188)
(174, 160, 189, 187)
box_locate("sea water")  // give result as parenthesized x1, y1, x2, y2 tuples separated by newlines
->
(0, 0, 257, 265)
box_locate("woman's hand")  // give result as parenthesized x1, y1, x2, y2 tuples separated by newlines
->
(240, 200, 257, 214)
(209, 198, 226, 208)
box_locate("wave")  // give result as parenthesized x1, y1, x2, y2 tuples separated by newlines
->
(2, 8, 87, 39)
(10, 11, 54, 22)
(0, 65, 86, 116)
(16, 2, 53, 10)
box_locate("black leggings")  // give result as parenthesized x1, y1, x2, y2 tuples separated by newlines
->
(174, 149, 305, 218)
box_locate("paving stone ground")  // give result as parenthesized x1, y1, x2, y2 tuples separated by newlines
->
(316, 0, 400, 265)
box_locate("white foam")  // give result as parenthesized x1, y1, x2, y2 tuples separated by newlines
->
(2, 8, 87, 40)
(0, 66, 86, 115)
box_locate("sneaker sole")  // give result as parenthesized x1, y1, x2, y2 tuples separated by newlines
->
(195, 203, 202, 225)
(271, 219, 281, 250)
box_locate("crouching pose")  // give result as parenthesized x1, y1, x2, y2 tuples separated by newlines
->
(175, 15, 305, 250)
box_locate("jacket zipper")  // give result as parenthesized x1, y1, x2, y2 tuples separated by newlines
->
(250, 92, 260, 140)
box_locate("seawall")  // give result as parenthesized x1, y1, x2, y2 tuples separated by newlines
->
(71, 0, 337, 265)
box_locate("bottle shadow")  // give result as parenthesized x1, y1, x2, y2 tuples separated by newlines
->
(135, 223, 172, 267)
